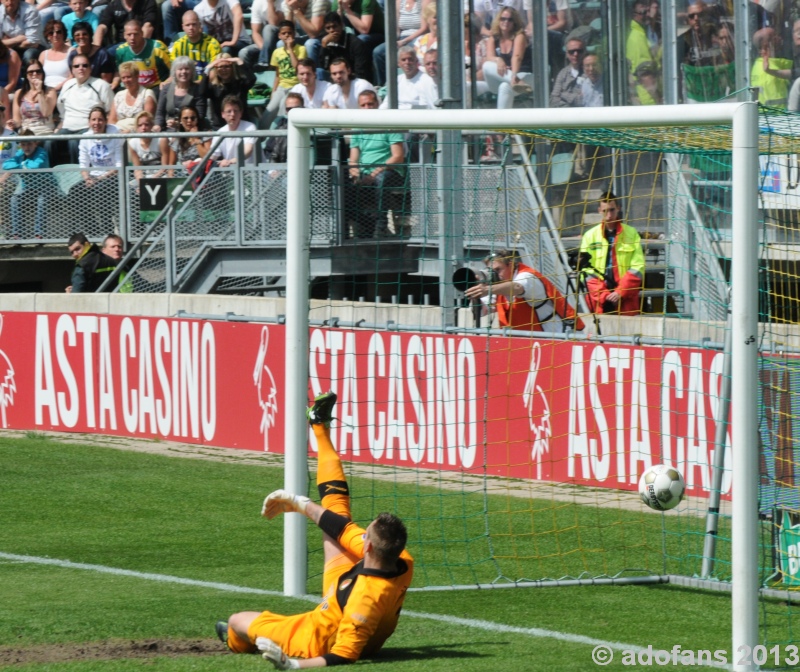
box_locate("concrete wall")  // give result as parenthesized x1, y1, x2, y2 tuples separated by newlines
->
(2, 293, 798, 350)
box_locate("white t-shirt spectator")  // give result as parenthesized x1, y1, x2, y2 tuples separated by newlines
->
(79, 124, 124, 178)
(194, 0, 251, 44)
(380, 70, 437, 109)
(214, 119, 257, 164)
(322, 78, 375, 109)
(290, 80, 329, 108)
(57, 77, 114, 130)
(249, 0, 330, 28)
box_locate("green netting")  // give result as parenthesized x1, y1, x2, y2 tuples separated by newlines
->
(509, 105, 800, 156)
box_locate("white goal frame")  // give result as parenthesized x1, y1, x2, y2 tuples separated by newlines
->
(284, 103, 760, 670)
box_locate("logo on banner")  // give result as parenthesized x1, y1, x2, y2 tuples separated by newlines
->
(523, 342, 551, 480)
(0, 314, 16, 428)
(253, 326, 279, 451)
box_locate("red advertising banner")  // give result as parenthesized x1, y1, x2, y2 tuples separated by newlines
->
(0, 311, 731, 499)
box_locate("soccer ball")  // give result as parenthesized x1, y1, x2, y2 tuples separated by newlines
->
(638, 464, 685, 511)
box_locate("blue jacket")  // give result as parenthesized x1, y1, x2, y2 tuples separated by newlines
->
(2, 147, 54, 191)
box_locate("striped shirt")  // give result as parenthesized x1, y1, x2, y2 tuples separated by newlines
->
(170, 33, 221, 80)
(116, 39, 172, 88)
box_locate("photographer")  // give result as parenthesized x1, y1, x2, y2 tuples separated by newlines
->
(464, 249, 583, 332)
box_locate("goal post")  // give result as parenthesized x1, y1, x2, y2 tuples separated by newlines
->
(284, 103, 760, 668)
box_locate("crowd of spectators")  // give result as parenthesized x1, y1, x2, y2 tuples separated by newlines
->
(0, 1, 797, 238)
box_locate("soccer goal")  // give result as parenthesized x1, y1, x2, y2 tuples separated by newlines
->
(283, 103, 760, 666)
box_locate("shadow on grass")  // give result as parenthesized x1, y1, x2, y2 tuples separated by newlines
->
(369, 644, 490, 664)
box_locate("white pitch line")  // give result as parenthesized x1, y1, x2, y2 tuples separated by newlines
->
(0, 551, 730, 669)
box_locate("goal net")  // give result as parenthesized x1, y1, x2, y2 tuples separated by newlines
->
(283, 104, 764, 653)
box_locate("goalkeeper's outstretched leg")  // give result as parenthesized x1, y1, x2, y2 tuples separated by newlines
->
(218, 391, 413, 670)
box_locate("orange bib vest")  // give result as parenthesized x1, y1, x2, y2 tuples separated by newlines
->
(495, 263, 585, 332)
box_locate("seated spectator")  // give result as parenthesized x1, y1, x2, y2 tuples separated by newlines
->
(68, 21, 114, 83)
(115, 19, 171, 89)
(412, 1, 435, 58)
(681, 1, 721, 67)
(69, 106, 124, 226)
(329, 0, 383, 69)
(631, 60, 661, 104)
(65, 232, 120, 293)
(94, 0, 159, 57)
(346, 88, 406, 238)
(259, 20, 305, 127)
(289, 57, 328, 108)
(164, 103, 211, 169)
(212, 94, 255, 165)
(62, 0, 98, 41)
(193, 0, 251, 56)
(236, 0, 278, 67)
(242, 0, 327, 70)
(57, 54, 114, 161)
(109, 61, 156, 130)
(627, 1, 654, 81)
(549, 37, 583, 108)
(169, 10, 221, 78)
(581, 52, 603, 107)
(128, 110, 165, 178)
(545, 0, 572, 74)
(201, 55, 254, 128)
(481, 7, 532, 109)
(33, 1, 68, 49)
(0, 41, 22, 96)
(264, 90, 301, 162)
(2, 129, 55, 238)
(154, 55, 205, 131)
(464, 12, 488, 103)
(38, 19, 69, 91)
(422, 46, 436, 79)
(0, 95, 15, 161)
(752, 26, 792, 108)
(0, 0, 42, 62)
(318, 11, 369, 82)
(9, 58, 57, 137)
(372, 0, 427, 87)
(321, 55, 374, 108)
(379, 44, 435, 108)
(161, 0, 198, 44)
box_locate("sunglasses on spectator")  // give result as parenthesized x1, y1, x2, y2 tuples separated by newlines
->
(0, 105, 6, 112)
(567, 48, 584, 55)
(27, 68, 43, 74)
(72, 63, 90, 68)
(687, 12, 701, 18)
(499, 16, 513, 21)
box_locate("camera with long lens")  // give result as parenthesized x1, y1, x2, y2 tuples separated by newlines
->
(452, 266, 499, 292)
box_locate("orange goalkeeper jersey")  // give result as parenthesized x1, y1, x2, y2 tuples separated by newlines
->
(247, 520, 413, 663)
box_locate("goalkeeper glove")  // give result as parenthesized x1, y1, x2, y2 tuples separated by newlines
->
(256, 637, 300, 670)
(261, 489, 311, 519)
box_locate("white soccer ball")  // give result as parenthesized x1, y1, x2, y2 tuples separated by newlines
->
(638, 464, 685, 511)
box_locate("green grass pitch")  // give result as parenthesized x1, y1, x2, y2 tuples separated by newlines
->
(0, 433, 793, 670)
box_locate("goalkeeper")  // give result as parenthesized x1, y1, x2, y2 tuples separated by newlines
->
(216, 391, 414, 668)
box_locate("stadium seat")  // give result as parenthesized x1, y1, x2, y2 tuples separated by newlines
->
(248, 70, 276, 116)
